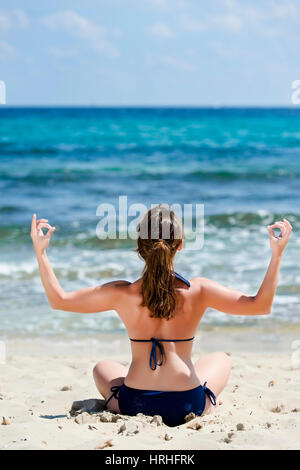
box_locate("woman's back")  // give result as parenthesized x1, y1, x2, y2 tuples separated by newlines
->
(116, 275, 205, 391)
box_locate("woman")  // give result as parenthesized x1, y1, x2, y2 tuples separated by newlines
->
(30, 206, 292, 426)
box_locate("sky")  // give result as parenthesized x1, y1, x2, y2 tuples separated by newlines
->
(0, 0, 300, 106)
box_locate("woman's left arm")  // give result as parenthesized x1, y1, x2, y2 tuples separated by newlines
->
(31, 214, 126, 313)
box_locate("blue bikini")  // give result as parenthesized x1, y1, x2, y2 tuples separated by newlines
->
(104, 272, 216, 427)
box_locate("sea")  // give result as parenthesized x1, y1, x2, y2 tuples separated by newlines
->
(0, 107, 300, 341)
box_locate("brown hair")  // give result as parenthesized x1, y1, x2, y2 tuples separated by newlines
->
(136, 204, 183, 320)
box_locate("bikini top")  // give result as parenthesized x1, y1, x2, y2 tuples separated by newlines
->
(130, 272, 194, 371)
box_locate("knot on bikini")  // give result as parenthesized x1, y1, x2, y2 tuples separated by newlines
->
(149, 338, 165, 370)
(203, 381, 217, 406)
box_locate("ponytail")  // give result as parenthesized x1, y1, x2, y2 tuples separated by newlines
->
(136, 205, 183, 320)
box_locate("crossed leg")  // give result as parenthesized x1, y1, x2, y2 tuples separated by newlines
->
(194, 351, 232, 414)
(93, 352, 232, 415)
(93, 360, 128, 413)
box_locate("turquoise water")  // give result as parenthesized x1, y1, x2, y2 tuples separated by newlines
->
(0, 107, 300, 337)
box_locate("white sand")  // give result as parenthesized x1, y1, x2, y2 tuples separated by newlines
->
(1, 337, 300, 450)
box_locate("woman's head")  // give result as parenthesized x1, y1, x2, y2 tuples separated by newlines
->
(136, 204, 183, 320)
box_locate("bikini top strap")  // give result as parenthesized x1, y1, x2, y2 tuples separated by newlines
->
(174, 271, 191, 287)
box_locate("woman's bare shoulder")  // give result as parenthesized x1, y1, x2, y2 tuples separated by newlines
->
(104, 279, 141, 295)
(100, 279, 132, 293)
(189, 276, 211, 289)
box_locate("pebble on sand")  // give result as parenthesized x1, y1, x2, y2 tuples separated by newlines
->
(118, 421, 140, 435)
(271, 405, 284, 413)
(187, 421, 203, 431)
(95, 439, 113, 450)
(150, 415, 163, 426)
(2, 417, 11, 425)
(236, 423, 245, 431)
(184, 412, 196, 423)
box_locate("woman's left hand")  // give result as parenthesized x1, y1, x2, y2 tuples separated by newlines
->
(31, 214, 56, 255)
(267, 218, 292, 256)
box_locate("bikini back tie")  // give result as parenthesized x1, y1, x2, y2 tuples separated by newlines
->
(130, 337, 195, 370)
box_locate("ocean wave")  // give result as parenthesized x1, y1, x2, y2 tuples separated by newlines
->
(0, 211, 299, 248)
(1, 164, 300, 185)
(1, 136, 300, 158)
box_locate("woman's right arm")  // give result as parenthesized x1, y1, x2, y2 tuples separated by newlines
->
(31, 214, 128, 313)
(199, 219, 293, 316)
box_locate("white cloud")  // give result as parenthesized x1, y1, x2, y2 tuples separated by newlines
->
(48, 46, 78, 59)
(148, 22, 175, 39)
(214, 1, 300, 37)
(0, 9, 29, 30)
(162, 55, 197, 71)
(0, 40, 17, 61)
(42, 11, 101, 39)
(148, 0, 169, 8)
(211, 41, 241, 58)
(146, 53, 197, 71)
(271, 1, 300, 19)
(213, 14, 242, 33)
(13, 9, 29, 29)
(180, 15, 204, 33)
(111, 27, 122, 39)
(222, 0, 238, 9)
(148, 0, 187, 11)
(0, 11, 11, 30)
(41, 10, 119, 59)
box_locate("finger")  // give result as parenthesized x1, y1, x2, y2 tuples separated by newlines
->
(277, 221, 288, 234)
(281, 220, 291, 235)
(31, 213, 37, 234)
(45, 226, 56, 239)
(268, 222, 285, 232)
(268, 222, 286, 239)
(274, 221, 286, 228)
(277, 221, 287, 233)
(269, 222, 284, 229)
(283, 218, 293, 231)
(269, 221, 286, 233)
(267, 227, 278, 240)
(37, 223, 52, 232)
(281, 222, 292, 239)
(36, 218, 48, 224)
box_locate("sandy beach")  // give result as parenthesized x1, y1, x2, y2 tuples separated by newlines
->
(1, 331, 300, 451)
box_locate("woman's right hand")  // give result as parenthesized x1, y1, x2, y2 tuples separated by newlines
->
(267, 218, 292, 256)
(31, 214, 56, 255)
